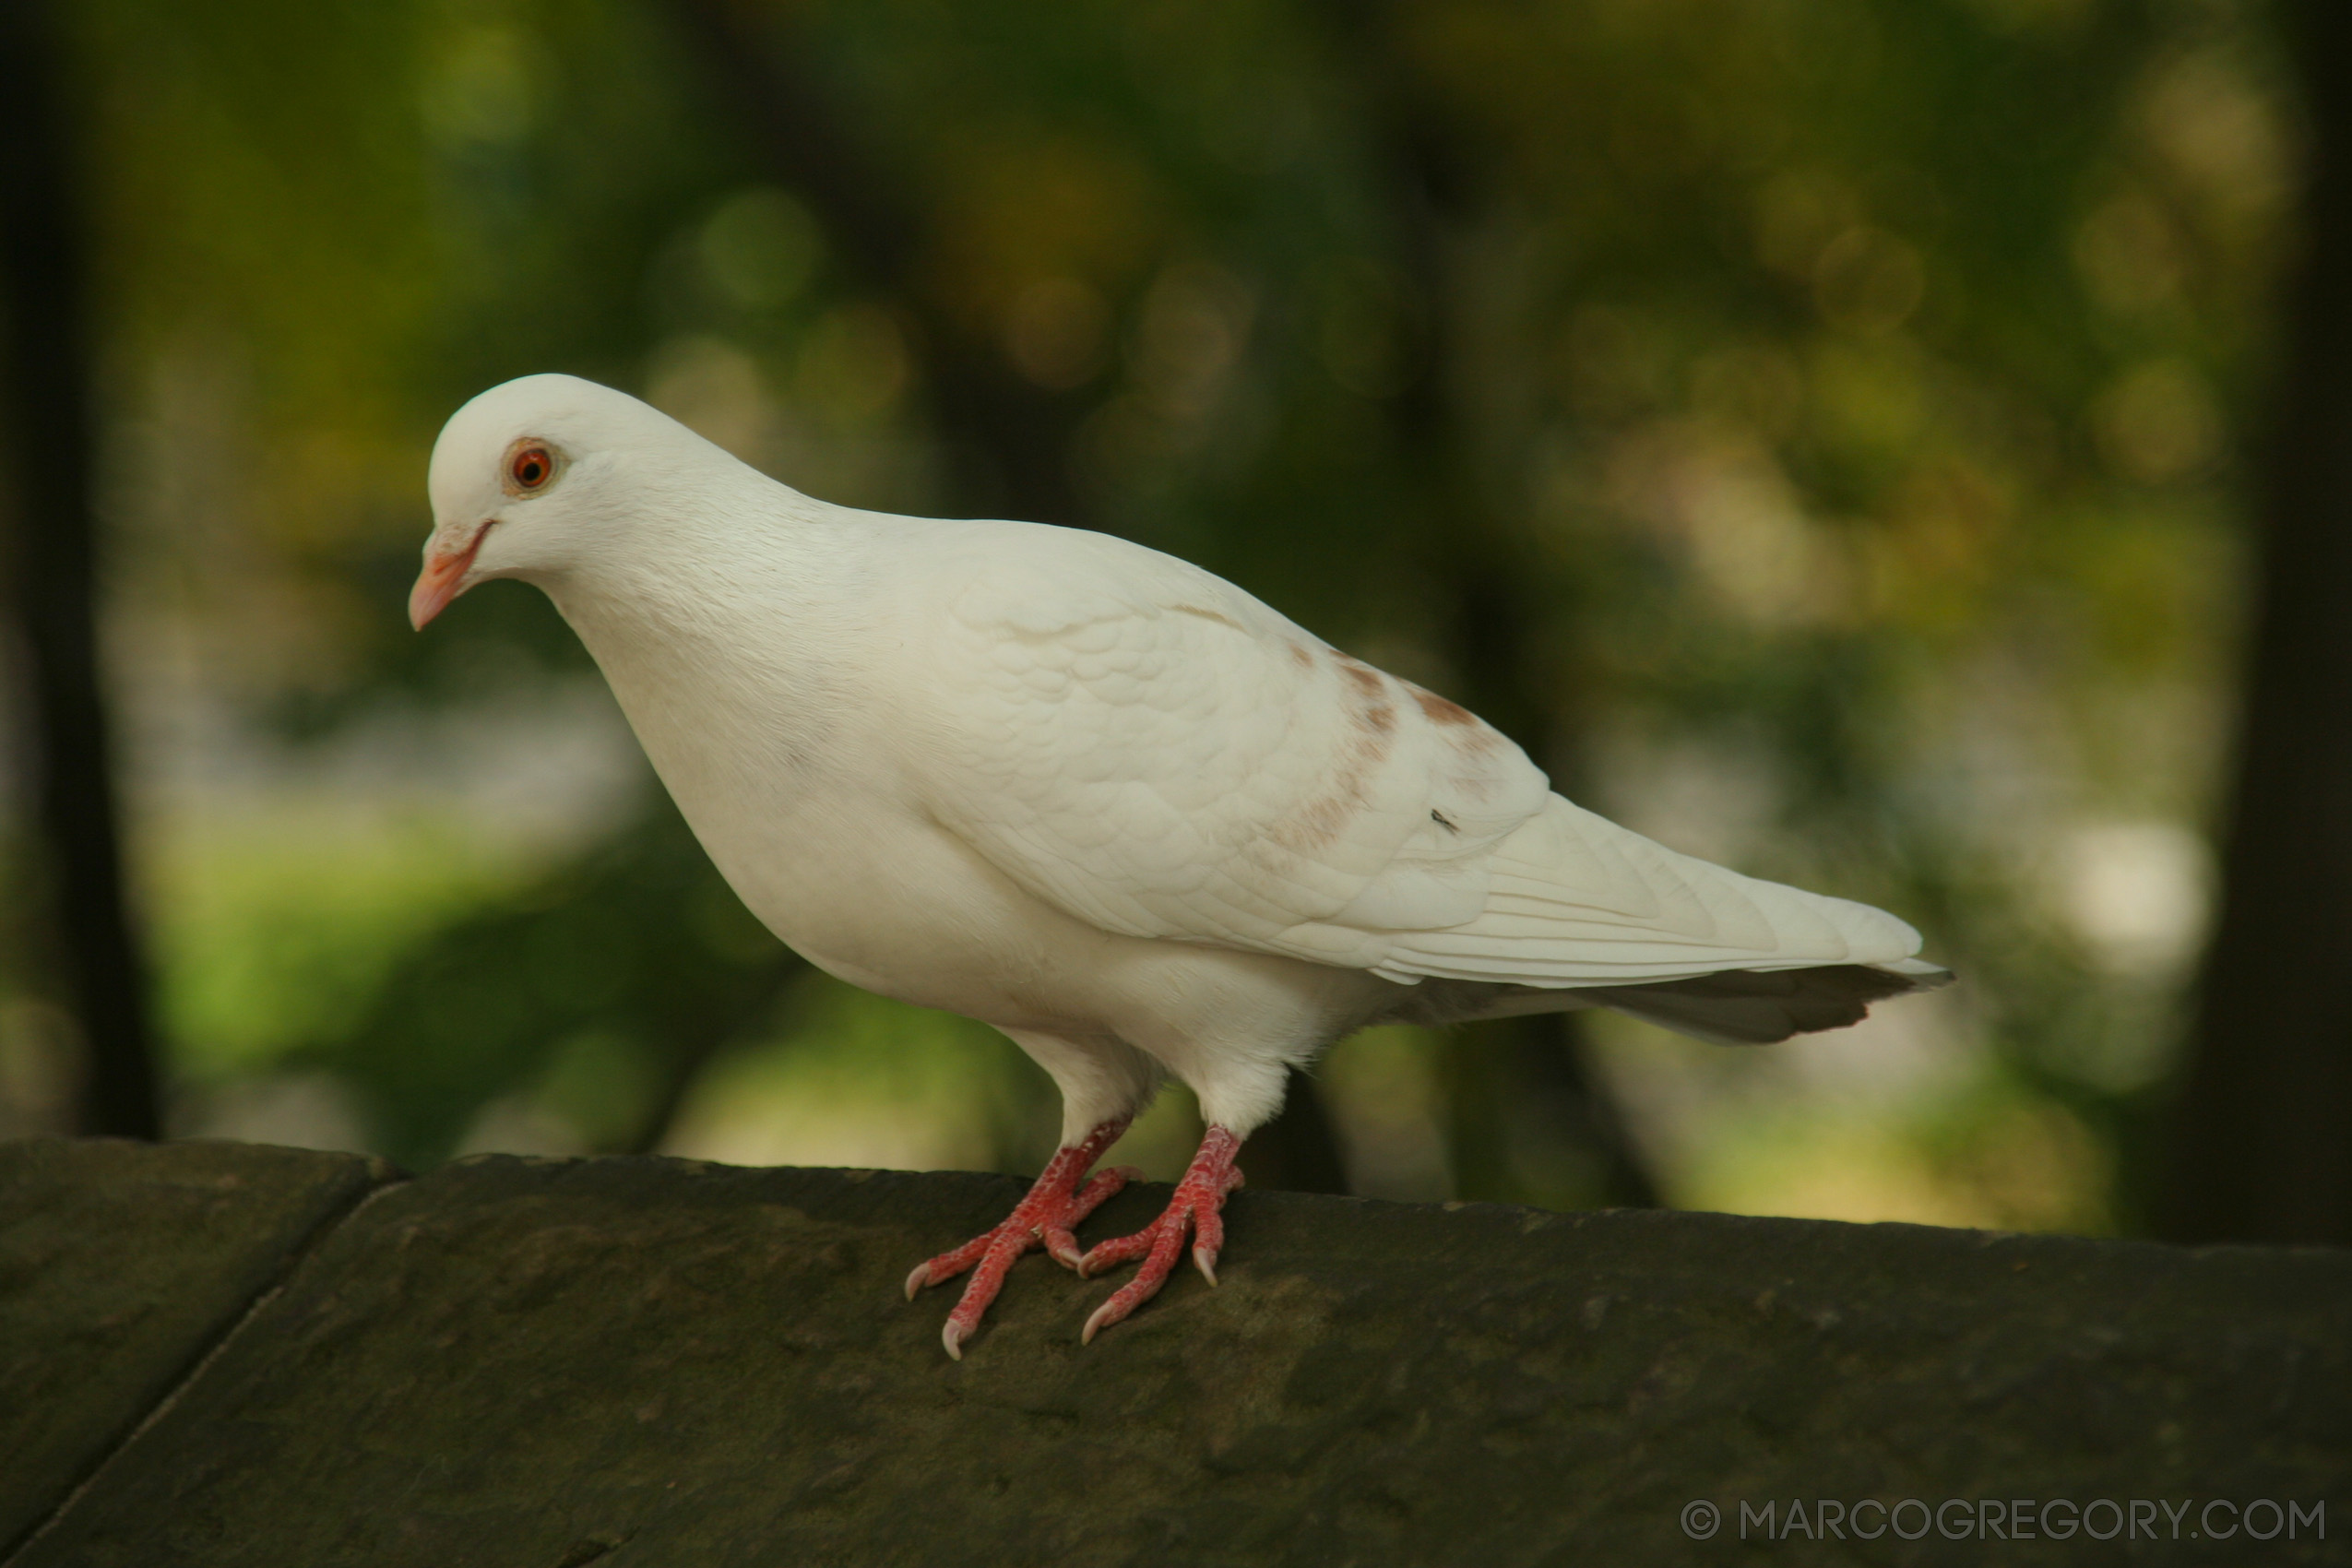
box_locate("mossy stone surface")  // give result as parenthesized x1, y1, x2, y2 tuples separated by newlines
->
(0, 1138, 390, 1555)
(13, 1149, 2347, 1566)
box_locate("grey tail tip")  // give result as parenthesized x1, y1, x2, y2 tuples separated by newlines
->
(1885, 956, 1956, 988)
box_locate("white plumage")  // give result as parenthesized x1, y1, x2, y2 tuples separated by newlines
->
(413, 373, 1949, 1354)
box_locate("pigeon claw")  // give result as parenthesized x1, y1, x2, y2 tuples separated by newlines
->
(1043, 1227, 1085, 1272)
(903, 1118, 1133, 1357)
(1075, 1123, 1244, 1344)
(1079, 1294, 1126, 1346)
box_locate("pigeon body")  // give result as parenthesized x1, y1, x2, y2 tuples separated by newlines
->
(415, 373, 1949, 1352)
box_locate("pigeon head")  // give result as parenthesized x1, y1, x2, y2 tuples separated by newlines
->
(411, 373, 720, 629)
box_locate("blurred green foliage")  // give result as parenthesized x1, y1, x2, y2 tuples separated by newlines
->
(0, 0, 2296, 1225)
(307, 801, 801, 1168)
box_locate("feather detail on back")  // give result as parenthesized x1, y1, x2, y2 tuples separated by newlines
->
(911, 522, 1549, 968)
(905, 521, 1939, 1016)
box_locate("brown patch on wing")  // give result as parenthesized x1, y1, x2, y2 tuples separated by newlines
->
(1287, 642, 1315, 669)
(1411, 685, 1477, 726)
(1289, 790, 1360, 848)
(1336, 657, 1399, 745)
(1272, 652, 1399, 851)
(1263, 654, 1535, 873)
(1170, 602, 1245, 634)
(1408, 680, 1506, 757)
(1281, 762, 1376, 849)
(1335, 654, 1384, 695)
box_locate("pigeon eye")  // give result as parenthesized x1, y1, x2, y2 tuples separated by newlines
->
(509, 445, 555, 492)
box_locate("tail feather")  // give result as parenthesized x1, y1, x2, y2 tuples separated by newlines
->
(1402, 960, 1954, 1045)
(1583, 961, 1953, 1045)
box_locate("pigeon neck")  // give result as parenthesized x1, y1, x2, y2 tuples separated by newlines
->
(541, 511, 860, 773)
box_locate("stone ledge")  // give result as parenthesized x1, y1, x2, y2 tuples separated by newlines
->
(3, 1140, 2346, 1566)
(0, 1138, 393, 1557)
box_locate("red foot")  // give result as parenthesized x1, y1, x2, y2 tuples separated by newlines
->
(905, 1117, 1133, 1359)
(1077, 1123, 1245, 1343)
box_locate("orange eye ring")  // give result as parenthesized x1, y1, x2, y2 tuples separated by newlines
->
(509, 444, 555, 492)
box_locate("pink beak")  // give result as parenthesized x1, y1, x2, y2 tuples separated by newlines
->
(408, 532, 484, 630)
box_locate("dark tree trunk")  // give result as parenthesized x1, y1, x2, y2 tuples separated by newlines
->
(0, 0, 161, 1138)
(1438, 564, 1661, 1211)
(624, 952, 807, 1158)
(2158, 1, 2352, 1245)
(1237, 1074, 1352, 1196)
(1320, 0, 1661, 1211)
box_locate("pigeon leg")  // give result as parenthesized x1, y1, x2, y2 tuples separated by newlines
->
(1076, 1123, 1245, 1343)
(905, 1116, 1134, 1359)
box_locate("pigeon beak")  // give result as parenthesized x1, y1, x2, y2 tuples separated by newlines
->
(409, 527, 487, 630)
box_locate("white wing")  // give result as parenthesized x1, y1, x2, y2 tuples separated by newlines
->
(1371, 793, 1926, 984)
(903, 522, 1924, 987)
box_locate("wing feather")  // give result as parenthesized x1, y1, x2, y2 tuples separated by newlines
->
(901, 522, 1929, 990)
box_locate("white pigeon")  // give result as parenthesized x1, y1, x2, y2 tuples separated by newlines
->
(412, 373, 1951, 1356)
